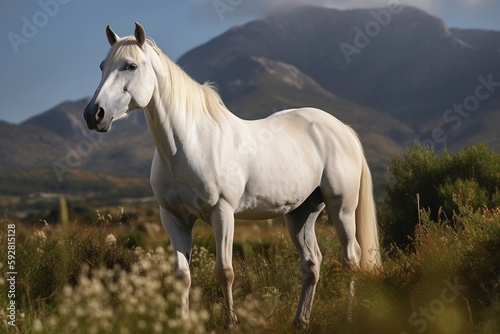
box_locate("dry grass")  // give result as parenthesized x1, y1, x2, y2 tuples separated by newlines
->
(1, 198, 499, 333)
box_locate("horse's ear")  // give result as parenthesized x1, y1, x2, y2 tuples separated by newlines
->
(134, 22, 146, 47)
(106, 25, 119, 46)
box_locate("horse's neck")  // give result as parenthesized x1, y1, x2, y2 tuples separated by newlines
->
(144, 83, 228, 167)
(143, 49, 237, 167)
(143, 99, 178, 161)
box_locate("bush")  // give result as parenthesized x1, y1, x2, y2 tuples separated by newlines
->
(382, 144, 500, 248)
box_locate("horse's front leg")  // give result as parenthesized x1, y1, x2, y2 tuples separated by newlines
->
(211, 200, 238, 325)
(160, 207, 194, 319)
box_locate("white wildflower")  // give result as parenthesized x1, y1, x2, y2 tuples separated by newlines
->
(105, 233, 117, 248)
(33, 230, 47, 242)
(32, 318, 43, 333)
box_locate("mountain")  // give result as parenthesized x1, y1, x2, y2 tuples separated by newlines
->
(22, 98, 149, 141)
(1, 5, 499, 197)
(178, 5, 500, 142)
(23, 99, 90, 141)
(450, 28, 500, 51)
(0, 120, 67, 171)
(1, 99, 154, 181)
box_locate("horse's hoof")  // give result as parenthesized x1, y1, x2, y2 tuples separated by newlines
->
(226, 314, 239, 329)
(292, 319, 309, 330)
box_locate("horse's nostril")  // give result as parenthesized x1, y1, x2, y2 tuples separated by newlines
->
(83, 111, 88, 122)
(96, 107, 105, 123)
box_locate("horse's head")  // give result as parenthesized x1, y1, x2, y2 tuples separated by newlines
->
(84, 23, 156, 132)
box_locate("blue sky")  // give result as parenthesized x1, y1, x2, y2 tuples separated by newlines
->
(1, 0, 499, 124)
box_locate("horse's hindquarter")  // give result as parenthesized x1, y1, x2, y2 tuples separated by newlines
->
(234, 107, 355, 219)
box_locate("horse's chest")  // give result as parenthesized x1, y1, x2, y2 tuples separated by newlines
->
(151, 166, 219, 222)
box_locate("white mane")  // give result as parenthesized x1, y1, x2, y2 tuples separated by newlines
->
(107, 37, 228, 126)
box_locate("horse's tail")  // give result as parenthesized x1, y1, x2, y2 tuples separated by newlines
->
(355, 154, 382, 268)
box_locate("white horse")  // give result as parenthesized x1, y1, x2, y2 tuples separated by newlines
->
(84, 23, 381, 327)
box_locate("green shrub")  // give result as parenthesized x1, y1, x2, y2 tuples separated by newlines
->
(122, 231, 147, 249)
(382, 144, 500, 247)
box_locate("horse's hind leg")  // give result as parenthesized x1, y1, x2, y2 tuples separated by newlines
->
(322, 179, 362, 322)
(285, 189, 325, 327)
(322, 181, 361, 268)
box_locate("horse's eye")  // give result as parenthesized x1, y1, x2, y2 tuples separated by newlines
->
(127, 63, 138, 71)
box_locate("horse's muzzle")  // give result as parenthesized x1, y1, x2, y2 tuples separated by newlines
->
(84, 102, 106, 131)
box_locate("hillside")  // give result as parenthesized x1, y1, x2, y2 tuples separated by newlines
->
(0, 99, 153, 173)
(0, 120, 67, 171)
(23, 99, 91, 141)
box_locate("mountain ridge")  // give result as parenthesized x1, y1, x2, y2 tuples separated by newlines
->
(178, 5, 500, 126)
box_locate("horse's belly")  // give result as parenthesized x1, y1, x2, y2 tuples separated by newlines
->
(234, 198, 302, 220)
(233, 131, 323, 219)
(234, 173, 319, 220)
(235, 204, 298, 220)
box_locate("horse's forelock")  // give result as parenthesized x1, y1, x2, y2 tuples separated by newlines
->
(106, 37, 142, 62)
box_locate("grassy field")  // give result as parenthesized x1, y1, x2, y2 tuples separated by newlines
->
(1, 196, 499, 333)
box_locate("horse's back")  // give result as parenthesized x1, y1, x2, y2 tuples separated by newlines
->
(268, 107, 362, 158)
